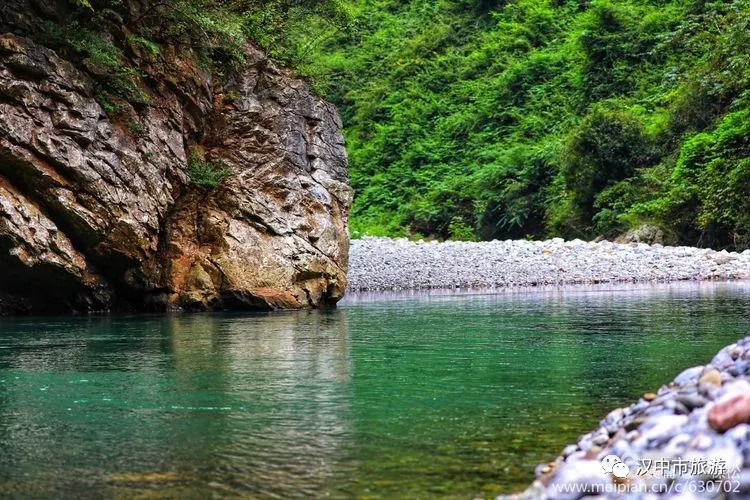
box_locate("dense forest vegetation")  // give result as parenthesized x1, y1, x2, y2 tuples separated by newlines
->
(53, 0, 749, 249)
(294, 0, 749, 249)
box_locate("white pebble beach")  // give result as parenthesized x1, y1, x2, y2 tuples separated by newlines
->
(347, 237, 750, 292)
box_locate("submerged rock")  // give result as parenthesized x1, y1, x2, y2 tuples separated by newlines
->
(0, 3, 351, 314)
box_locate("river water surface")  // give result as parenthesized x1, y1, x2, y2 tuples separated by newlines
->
(0, 282, 748, 498)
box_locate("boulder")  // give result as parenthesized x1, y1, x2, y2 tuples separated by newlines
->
(0, 5, 351, 313)
(614, 224, 665, 245)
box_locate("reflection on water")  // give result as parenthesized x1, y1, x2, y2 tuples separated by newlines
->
(0, 311, 352, 497)
(0, 282, 748, 497)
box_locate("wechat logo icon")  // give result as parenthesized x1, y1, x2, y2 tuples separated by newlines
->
(601, 454, 630, 478)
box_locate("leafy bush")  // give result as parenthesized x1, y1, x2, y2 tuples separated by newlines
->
(662, 109, 750, 249)
(188, 149, 231, 188)
(448, 217, 478, 241)
(476, 143, 554, 240)
(554, 106, 652, 235)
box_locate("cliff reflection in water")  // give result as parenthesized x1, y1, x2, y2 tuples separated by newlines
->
(0, 310, 353, 497)
(0, 282, 748, 497)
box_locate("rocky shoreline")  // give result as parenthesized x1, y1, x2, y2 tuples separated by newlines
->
(347, 237, 750, 292)
(505, 338, 750, 499)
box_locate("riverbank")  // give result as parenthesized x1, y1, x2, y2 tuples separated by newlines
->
(505, 338, 750, 499)
(347, 237, 750, 291)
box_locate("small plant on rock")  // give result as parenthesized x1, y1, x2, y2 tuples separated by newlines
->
(127, 121, 146, 137)
(188, 149, 231, 188)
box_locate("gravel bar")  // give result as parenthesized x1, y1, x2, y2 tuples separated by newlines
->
(347, 237, 750, 292)
(505, 338, 750, 499)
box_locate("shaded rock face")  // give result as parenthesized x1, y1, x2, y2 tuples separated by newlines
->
(0, 8, 351, 314)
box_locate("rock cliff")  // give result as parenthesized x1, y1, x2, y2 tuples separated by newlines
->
(0, 1, 351, 314)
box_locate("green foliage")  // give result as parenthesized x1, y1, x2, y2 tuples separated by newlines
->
(114, 0, 351, 71)
(97, 95, 116, 115)
(44, 0, 348, 110)
(127, 35, 161, 59)
(43, 0, 749, 248)
(554, 106, 652, 235)
(127, 121, 146, 137)
(299, 0, 750, 248)
(188, 149, 231, 188)
(476, 143, 553, 239)
(641, 108, 750, 248)
(448, 217, 478, 242)
(41, 21, 150, 105)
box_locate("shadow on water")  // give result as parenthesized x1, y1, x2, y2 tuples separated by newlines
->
(0, 281, 748, 497)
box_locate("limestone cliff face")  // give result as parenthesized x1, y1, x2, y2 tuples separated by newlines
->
(0, 4, 351, 314)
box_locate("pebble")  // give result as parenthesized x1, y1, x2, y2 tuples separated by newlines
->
(347, 237, 750, 292)
(544, 460, 609, 500)
(625, 416, 648, 432)
(502, 337, 750, 500)
(675, 393, 708, 409)
(731, 345, 742, 360)
(698, 368, 722, 387)
(709, 393, 750, 432)
(592, 433, 609, 446)
(674, 366, 704, 385)
(691, 434, 713, 450)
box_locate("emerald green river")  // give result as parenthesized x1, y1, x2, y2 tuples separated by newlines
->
(0, 282, 748, 498)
